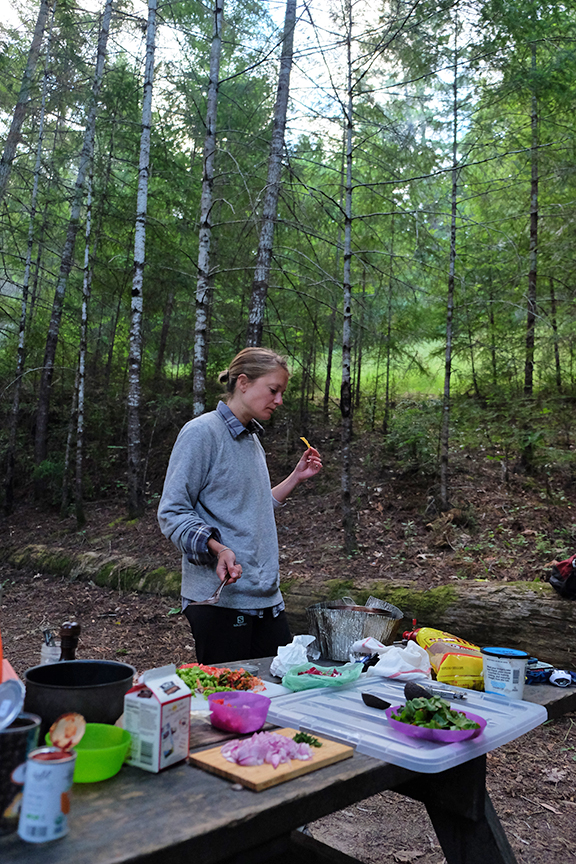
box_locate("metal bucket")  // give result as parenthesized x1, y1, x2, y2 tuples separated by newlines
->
(306, 597, 404, 661)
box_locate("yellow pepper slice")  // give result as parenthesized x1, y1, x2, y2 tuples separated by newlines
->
(300, 436, 312, 449)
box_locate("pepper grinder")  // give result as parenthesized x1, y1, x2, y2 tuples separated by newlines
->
(59, 621, 81, 661)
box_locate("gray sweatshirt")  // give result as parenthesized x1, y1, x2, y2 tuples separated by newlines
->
(157, 407, 282, 609)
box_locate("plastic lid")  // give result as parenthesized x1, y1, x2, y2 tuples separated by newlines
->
(0, 679, 25, 731)
(481, 647, 529, 659)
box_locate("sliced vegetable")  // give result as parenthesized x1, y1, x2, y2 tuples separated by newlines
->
(391, 696, 480, 731)
(300, 436, 312, 449)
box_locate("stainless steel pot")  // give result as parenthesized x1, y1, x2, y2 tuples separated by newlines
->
(306, 598, 404, 661)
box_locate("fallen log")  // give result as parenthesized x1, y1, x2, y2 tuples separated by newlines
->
(3, 544, 575, 670)
(283, 579, 576, 670)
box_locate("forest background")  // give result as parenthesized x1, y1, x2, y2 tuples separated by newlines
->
(1, 0, 576, 558)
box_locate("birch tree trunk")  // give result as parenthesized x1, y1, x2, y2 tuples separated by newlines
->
(74, 169, 94, 527)
(3, 4, 55, 514)
(524, 42, 538, 398)
(0, 0, 54, 205)
(34, 0, 113, 474)
(193, 0, 223, 417)
(245, 0, 297, 347)
(341, 0, 355, 554)
(439, 21, 459, 511)
(127, 0, 157, 518)
(354, 271, 365, 411)
(323, 130, 346, 420)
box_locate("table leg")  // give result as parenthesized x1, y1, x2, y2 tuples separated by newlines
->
(394, 755, 518, 864)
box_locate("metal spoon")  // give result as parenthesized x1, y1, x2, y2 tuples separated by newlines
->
(187, 576, 232, 607)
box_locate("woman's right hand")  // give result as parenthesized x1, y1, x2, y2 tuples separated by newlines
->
(216, 548, 242, 583)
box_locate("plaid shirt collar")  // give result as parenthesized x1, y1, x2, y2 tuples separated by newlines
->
(217, 400, 264, 439)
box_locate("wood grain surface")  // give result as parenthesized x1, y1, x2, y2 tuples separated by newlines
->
(189, 728, 354, 791)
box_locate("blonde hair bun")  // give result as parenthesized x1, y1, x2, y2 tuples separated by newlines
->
(220, 347, 288, 394)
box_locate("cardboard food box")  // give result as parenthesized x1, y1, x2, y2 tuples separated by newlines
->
(124, 664, 191, 772)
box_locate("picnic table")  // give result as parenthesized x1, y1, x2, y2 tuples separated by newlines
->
(1, 657, 572, 864)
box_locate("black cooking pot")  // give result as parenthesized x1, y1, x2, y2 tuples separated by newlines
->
(24, 660, 135, 735)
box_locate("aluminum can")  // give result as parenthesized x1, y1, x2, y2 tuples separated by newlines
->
(17, 746, 76, 843)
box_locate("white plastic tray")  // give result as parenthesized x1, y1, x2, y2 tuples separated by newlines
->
(267, 679, 547, 773)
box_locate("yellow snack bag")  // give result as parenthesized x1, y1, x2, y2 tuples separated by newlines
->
(410, 627, 484, 691)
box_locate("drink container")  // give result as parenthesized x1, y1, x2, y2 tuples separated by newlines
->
(17, 746, 76, 843)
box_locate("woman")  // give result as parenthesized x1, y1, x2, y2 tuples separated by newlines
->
(158, 347, 322, 664)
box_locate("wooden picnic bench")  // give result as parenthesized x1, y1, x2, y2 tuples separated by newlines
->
(1, 657, 573, 864)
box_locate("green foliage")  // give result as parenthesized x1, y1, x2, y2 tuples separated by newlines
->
(383, 398, 441, 474)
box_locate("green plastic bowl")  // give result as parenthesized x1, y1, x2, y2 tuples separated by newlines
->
(46, 723, 131, 783)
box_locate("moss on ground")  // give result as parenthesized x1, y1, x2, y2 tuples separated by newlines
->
(2, 544, 180, 598)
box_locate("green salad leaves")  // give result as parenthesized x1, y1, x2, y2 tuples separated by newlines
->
(392, 696, 480, 731)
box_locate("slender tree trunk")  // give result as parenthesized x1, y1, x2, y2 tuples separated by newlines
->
(341, 0, 355, 554)
(4, 5, 55, 514)
(0, 0, 54, 204)
(74, 170, 94, 527)
(549, 277, 561, 393)
(323, 130, 346, 420)
(193, 0, 223, 417)
(488, 274, 497, 388)
(60, 375, 78, 516)
(524, 43, 538, 397)
(439, 21, 459, 511)
(156, 287, 175, 380)
(323, 306, 336, 419)
(34, 0, 113, 474)
(383, 211, 394, 438)
(246, 0, 297, 347)
(127, 0, 157, 518)
(354, 270, 366, 411)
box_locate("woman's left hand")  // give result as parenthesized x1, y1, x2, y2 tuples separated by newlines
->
(294, 446, 323, 481)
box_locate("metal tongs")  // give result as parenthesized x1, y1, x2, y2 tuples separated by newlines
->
(188, 576, 232, 606)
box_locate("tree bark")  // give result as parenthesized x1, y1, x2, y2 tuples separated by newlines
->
(383, 212, 394, 438)
(127, 0, 157, 519)
(0, 0, 54, 205)
(549, 277, 561, 393)
(193, 0, 224, 417)
(34, 0, 113, 474)
(323, 130, 346, 421)
(524, 43, 538, 397)
(354, 270, 366, 411)
(74, 169, 94, 528)
(439, 22, 459, 512)
(341, 0, 355, 555)
(156, 287, 175, 380)
(245, 0, 297, 347)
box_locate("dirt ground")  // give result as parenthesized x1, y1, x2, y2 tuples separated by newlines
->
(1, 430, 576, 862)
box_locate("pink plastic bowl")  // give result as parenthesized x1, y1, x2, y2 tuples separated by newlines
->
(385, 706, 487, 742)
(207, 691, 271, 734)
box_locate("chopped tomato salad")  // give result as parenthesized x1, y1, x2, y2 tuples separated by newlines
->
(177, 663, 265, 697)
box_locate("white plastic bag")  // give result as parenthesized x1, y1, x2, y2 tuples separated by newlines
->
(366, 642, 431, 681)
(270, 634, 318, 678)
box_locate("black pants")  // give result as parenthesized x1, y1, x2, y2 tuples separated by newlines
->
(183, 605, 292, 665)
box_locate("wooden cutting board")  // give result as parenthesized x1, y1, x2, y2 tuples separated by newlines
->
(189, 728, 354, 791)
